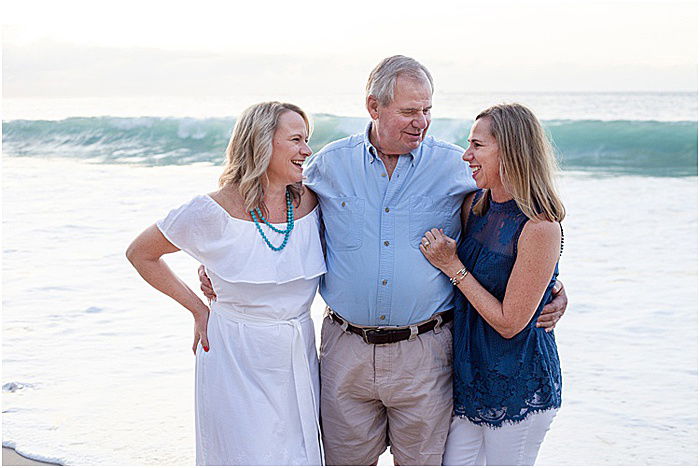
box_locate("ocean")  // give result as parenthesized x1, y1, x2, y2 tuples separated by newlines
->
(2, 92, 698, 465)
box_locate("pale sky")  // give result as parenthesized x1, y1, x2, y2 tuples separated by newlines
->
(2, 0, 697, 98)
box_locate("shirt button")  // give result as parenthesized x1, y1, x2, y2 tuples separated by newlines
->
(385, 207, 390, 213)
(384, 241, 390, 246)
(381, 279, 388, 286)
(341, 201, 346, 207)
(379, 315, 386, 320)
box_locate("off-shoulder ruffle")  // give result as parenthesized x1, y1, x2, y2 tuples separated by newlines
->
(157, 195, 326, 285)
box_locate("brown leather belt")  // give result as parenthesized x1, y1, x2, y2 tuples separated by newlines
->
(327, 308, 453, 345)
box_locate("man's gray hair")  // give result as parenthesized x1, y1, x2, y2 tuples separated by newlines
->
(365, 55, 434, 106)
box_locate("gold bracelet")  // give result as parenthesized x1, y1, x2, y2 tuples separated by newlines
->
(450, 267, 469, 286)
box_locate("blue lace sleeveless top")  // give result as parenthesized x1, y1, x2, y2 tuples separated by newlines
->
(452, 190, 562, 427)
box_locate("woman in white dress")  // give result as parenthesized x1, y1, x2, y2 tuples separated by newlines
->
(126, 102, 326, 465)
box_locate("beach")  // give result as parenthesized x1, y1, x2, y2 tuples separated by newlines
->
(3, 448, 58, 466)
(2, 93, 697, 465)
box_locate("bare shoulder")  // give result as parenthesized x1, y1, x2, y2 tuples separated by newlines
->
(296, 187, 318, 218)
(207, 186, 248, 219)
(206, 189, 222, 203)
(519, 218, 561, 249)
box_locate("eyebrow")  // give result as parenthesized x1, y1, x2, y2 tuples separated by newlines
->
(401, 106, 432, 112)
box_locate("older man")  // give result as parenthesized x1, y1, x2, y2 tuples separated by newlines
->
(201, 55, 567, 465)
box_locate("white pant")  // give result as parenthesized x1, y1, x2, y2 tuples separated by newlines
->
(442, 408, 558, 466)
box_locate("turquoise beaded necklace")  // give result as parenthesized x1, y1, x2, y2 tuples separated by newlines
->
(249, 190, 294, 251)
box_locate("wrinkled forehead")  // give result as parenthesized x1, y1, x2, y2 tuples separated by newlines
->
(390, 75, 433, 106)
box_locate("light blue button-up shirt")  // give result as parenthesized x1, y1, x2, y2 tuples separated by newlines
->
(304, 123, 477, 326)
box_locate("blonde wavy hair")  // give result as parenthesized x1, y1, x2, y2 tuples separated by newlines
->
(473, 103, 566, 222)
(219, 102, 309, 216)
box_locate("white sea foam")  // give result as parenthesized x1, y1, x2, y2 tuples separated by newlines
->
(2, 156, 697, 465)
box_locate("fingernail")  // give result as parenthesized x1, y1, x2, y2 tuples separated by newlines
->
(204, 346, 209, 352)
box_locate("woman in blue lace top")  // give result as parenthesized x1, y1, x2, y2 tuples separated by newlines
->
(420, 103, 565, 466)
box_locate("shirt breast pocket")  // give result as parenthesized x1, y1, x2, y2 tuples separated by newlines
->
(322, 196, 365, 251)
(409, 195, 457, 249)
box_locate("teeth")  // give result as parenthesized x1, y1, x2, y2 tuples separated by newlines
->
(291, 161, 303, 167)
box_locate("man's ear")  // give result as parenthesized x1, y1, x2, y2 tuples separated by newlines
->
(366, 95, 380, 120)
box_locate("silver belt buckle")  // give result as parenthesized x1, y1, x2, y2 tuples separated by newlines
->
(361, 327, 375, 344)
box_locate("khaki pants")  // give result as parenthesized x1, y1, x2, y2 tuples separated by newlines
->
(319, 315, 454, 465)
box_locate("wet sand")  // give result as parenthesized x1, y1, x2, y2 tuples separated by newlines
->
(2, 447, 59, 466)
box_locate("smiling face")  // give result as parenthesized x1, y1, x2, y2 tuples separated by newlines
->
(367, 74, 432, 155)
(265, 110, 311, 186)
(464, 117, 509, 200)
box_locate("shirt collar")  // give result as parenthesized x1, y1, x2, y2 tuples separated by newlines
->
(363, 122, 420, 166)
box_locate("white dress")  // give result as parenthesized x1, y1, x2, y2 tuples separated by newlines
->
(157, 195, 326, 466)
